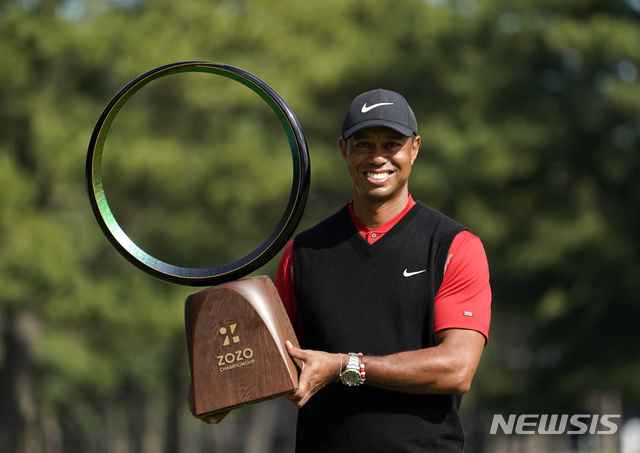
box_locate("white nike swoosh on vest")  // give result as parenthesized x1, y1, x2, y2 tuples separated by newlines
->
(361, 102, 394, 113)
(403, 269, 427, 277)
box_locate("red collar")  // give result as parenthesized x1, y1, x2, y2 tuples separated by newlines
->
(348, 195, 416, 244)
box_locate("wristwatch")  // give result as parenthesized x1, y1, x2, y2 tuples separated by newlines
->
(339, 352, 365, 386)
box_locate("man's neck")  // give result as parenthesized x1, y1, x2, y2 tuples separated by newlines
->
(351, 192, 410, 230)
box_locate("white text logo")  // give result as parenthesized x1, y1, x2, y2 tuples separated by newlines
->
(490, 414, 621, 435)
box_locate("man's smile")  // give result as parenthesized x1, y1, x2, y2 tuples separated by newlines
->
(365, 170, 393, 181)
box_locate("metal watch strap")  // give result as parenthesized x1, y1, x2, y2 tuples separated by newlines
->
(340, 352, 365, 386)
(347, 353, 359, 370)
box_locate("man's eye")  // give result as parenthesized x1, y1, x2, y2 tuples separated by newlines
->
(355, 142, 371, 148)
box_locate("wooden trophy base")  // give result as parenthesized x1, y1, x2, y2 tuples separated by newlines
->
(185, 276, 300, 416)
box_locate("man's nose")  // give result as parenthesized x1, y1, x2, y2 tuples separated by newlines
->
(368, 146, 388, 163)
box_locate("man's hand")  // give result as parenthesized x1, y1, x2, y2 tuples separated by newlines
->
(187, 380, 230, 424)
(285, 340, 341, 409)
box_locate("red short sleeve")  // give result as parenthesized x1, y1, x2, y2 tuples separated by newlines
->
(274, 241, 306, 345)
(433, 230, 491, 342)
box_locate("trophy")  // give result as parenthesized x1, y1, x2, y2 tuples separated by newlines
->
(86, 62, 310, 416)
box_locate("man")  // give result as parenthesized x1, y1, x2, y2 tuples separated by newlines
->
(190, 89, 490, 452)
(275, 89, 491, 452)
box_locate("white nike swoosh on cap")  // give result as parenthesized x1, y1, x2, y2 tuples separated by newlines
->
(403, 269, 427, 277)
(361, 102, 394, 113)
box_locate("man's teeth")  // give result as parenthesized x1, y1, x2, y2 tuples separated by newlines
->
(366, 171, 391, 180)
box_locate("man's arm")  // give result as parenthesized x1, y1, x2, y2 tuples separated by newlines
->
(285, 328, 485, 409)
(362, 328, 485, 394)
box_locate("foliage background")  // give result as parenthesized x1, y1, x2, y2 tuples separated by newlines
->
(1, 0, 639, 451)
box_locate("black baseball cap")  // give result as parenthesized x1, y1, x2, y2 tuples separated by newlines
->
(342, 89, 418, 139)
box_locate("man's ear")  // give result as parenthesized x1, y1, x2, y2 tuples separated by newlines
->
(338, 137, 348, 161)
(411, 135, 421, 165)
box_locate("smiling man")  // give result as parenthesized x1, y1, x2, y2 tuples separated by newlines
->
(192, 89, 492, 452)
(272, 89, 492, 452)
(339, 126, 419, 228)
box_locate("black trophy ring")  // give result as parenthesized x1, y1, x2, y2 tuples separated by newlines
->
(86, 61, 310, 286)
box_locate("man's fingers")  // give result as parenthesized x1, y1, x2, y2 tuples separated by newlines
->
(285, 390, 307, 409)
(286, 340, 306, 370)
(285, 340, 296, 353)
(187, 381, 196, 415)
(203, 410, 230, 424)
(285, 341, 305, 370)
(285, 391, 302, 405)
(286, 340, 304, 359)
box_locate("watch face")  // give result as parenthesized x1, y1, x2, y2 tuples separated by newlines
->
(341, 370, 363, 386)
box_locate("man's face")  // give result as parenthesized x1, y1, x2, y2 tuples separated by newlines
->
(339, 126, 420, 204)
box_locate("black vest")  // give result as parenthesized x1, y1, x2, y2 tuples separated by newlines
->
(292, 202, 468, 453)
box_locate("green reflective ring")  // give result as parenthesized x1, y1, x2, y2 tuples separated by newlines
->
(86, 61, 310, 286)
